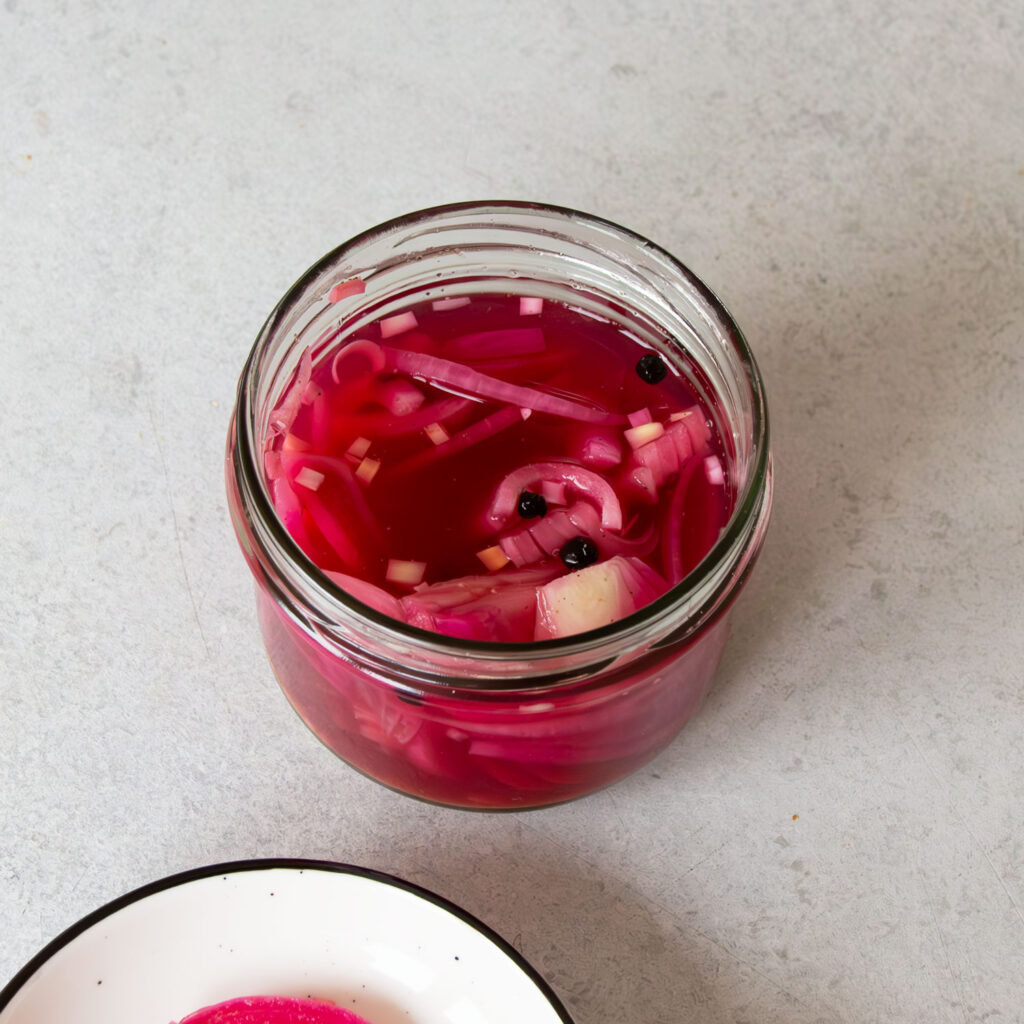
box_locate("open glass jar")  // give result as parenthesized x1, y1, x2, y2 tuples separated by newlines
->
(226, 202, 772, 810)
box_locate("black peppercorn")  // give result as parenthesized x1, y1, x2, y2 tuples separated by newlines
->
(636, 352, 668, 384)
(517, 490, 547, 519)
(560, 536, 599, 570)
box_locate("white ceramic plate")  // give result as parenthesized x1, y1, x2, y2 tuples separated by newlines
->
(0, 859, 574, 1024)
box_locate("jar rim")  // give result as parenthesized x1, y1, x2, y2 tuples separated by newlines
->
(232, 200, 771, 668)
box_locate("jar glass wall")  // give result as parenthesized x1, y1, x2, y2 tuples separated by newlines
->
(226, 202, 772, 809)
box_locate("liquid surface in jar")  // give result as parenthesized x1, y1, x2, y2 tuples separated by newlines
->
(176, 995, 370, 1023)
(263, 291, 732, 643)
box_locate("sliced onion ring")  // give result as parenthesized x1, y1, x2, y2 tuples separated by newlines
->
(486, 461, 623, 531)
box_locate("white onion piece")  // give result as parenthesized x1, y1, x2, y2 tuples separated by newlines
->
(346, 436, 371, 459)
(380, 311, 419, 338)
(624, 421, 665, 450)
(293, 467, 325, 491)
(354, 456, 380, 484)
(431, 296, 471, 311)
(386, 559, 427, 587)
(424, 422, 450, 445)
(476, 545, 510, 571)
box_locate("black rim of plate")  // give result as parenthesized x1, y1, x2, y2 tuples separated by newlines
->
(0, 858, 576, 1023)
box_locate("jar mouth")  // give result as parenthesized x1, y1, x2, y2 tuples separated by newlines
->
(233, 200, 771, 665)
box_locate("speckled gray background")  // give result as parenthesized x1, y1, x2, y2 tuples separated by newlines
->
(2, 2, 1023, 1022)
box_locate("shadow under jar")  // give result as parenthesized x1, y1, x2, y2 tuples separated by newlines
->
(226, 202, 773, 810)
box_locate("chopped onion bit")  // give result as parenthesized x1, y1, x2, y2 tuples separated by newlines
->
(705, 455, 725, 485)
(580, 433, 622, 468)
(380, 311, 419, 339)
(424, 422, 450, 446)
(624, 421, 665, 449)
(431, 296, 471, 311)
(519, 297, 544, 316)
(294, 466, 325, 491)
(354, 456, 381, 484)
(328, 278, 366, 303)
(386, 559, 427, 587)
(282, 432, 312, 452)
(627, 407, 653, 428)
(476, 545, 510, 571)
(376, 378, 425, 416)
(540, 480, 567, 505)
(346, 436, 372, 459)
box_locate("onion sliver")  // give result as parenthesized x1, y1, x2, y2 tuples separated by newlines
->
(283, 452, 385, 549)
(486, 462, 623, 531)
(268, 346, 312, 434)
(331, 339, 386, 383)
(303, 489, 364, 570)
(383, 346, 623, 424)
(323, 570, 405, 621)
(391, 405, 527, 477)
(328, 278, 366, 303)
(442, 328, 545, 361)
(565, 502, 658, 559)
(346, 396, 475, 439)
(375, 377, 425, 416)
(660, 458, 702, 584)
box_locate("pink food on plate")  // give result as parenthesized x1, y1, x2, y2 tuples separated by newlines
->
(176, 994, 371, 1024)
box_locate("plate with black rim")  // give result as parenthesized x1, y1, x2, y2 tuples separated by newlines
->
(0, 859, 574, 1024)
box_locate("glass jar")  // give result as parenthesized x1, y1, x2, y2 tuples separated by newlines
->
(226, 201, 772, 810)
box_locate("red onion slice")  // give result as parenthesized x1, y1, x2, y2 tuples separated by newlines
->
(328, 278, 366, 303)
(323, 570, 405, 621)
(331, 339, 386, 384)
(442, 327, 546, 361)
(391, 405, 528, 477)
(486, 462, 624, 531)
(383, 346, 622, 424)
(268, 346, 313, 434)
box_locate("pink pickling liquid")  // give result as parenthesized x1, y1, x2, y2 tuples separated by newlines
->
(256, 586, 730, 807)
(262, 292, 732, 641)
(176, 994, 370, 1023)
(226, 291, 742, 807)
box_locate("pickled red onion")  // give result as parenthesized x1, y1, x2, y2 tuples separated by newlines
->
(374, 377, 425, 416)
(382, 346, 623, 424)
(565, 502, 658, 559)
(391, 405, 527, 476)
(579, 432, 623, 469)
(323, 570, 404, 621)
(442, 328, 545, 361)
(328, 278, 366, 303)
(268, 346, 312, 434)
(331, 339, 386, 384)
(486, 462, 623, 531)
(661, 458, 702, 584)
(705, 455, 725, 485)
(347, 395, 475, 438)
